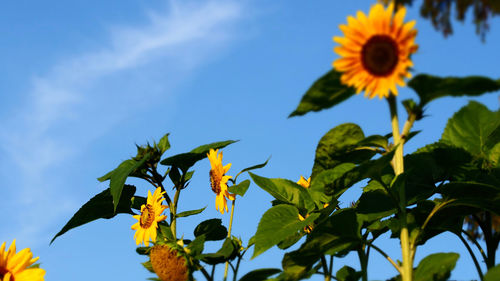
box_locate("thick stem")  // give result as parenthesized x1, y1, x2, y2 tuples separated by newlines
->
(387, 96, 412, 281)
(457, 233, 484, 280)
(357, 248, 368, 281)
(223, 200, 236, 281)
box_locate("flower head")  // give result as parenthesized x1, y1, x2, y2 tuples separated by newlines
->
(0, 240, 45, 281)
(333, 3, 418, 99)
(298, 214, 313, 234)
(131, 187, 168, 246)
(207, 149, 235, 214)
(297, 176, 311, 188)
(150, 245, 189, 281)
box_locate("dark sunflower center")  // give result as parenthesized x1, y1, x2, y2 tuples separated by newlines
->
(361, 35, 399, 76)
(140, 204, 155, 228)
(0, 268, 13, 281)
(209, 170, 221, 194)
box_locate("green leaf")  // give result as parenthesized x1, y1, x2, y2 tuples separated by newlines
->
(356, 187, 397, 223)
(131, 196, 146, 211)
(51, 185, 137, 243)
(201, 237, 241, 264)
(136, 247, 150, 255)
(438, 181, 500, 215)
(310, 163, 356, 206)
(157, 133, 171, 154)
(312, 123, 374, 178)
(234, 157, 270, 181)
(413, 252, 459, 281)
(228, 180, 251, 197)
(194, 219, 228, 241)
(408, 74, 500, 106)
(160, 140, 237, 171)
(442, 101, 500, 158)
(187, 234, 205, 257)
(142, 261, 155, 273)
(336, 266, 362, 281)
(485, 264, 500, 281)
(252, 205, 320, 258)
(289, 69, 356, 117)
(175, 207, 206, 218)
(249, 173, 316, 212)
(158, 223, 175, 241)
(238, 268, 281, 281)
(357, 135, 389, 150)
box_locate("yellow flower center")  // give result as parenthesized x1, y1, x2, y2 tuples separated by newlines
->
(209, 169, 221, 194)
(140, 204, 155, 228)
(361, 35, 399, 77)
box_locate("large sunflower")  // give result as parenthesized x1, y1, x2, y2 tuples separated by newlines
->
(207, 149, 235, 214)
(0, 240, 45, 281)
(131, 187, 168, 246)
(333, 3, 418, 99)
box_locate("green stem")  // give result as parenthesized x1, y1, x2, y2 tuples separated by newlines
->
(368, 242, 402, 274)
(357, 248, 368, 281)
(329, 255, 334, 279)
(462, 229, 488, 265)
(223, 199, 236, 281)
(233, 250, 246, 281)
(170, 188, 181, 239)
(387, 95, 413, 281)
(201, 267, 212, 281)
(457, 233, 484, 280)
(321, 256, 331, 281)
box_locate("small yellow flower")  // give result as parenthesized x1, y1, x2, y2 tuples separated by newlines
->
(0, 240, 45, 281)
(207, 149, 235, 214)
(298, 214, 313, 234)
(131, 187, 168, 246)
(333, 3, 418, 99)
(297, 176, 311, 188)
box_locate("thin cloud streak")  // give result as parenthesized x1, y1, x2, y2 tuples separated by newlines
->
(0, 0, 243, 244)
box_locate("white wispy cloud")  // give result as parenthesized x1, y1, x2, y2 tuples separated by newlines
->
(0, 0, 244, 244)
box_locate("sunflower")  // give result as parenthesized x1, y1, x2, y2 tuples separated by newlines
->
(333, 2, 418, 99)
(207, 149, 235, 214)
(131, 187, 168, 246)
(0, 240, 45, 281)
(150, 245, 189, 281)
(297, 176, 311, 188)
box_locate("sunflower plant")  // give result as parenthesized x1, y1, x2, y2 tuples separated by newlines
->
(47, 1, 500, 281)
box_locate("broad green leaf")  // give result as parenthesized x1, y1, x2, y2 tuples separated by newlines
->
(201, 237, 241, 264)
(194, 218, 228, 241)
(312, 123, 374, 178)
(157, 133, 171, 154)
(51, 185, 137, 243)
(249, 173, 316, 212)
(252, 205, 320, 258)
(442, 101, 500, 158)
(131, 196, 146, 211)
(309, 163, 356, 207)
(438, 181, 500, 215)
(336, 266, 362, 281)
(277, 232, 303, 250)
(158, 223, 175, 241)
(238, 268, 281, 281)
(356, 188, 397, 223)
(357, 134, 389, 150)
(160, 140, 237, 171)
(175, 207, 206, 218)
(485, 264, 500, 281)
(289, 69, 356, 117)
(408, 74, 500, 106)
(330, 151, 395, 197)
(228, 180, 251, 197)
(187, 234, 205, 257)
(413, 252, 459, 281)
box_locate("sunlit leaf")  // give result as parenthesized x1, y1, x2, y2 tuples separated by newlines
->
(228, 180, 251, 197)
(413, 252, 459, 281)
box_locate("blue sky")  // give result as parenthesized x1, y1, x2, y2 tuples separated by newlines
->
(0, 0, 499, 280)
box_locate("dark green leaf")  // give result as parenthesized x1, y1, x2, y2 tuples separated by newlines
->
(201, 237, 241, 264)
(249, 173, 316, 212)
(136, 247, 150, 255)
(413, 252, 459, 281)
(442, 101, 500, 158)
(357, 135, 389, 150)
(238, 268, 281, 281)
(228, 180, 251, 197)
(438, 181, 500, 215)
(194, 219, 228, 241)
(187, 234, 205, 257)
(160, 140, 237, 171)
(312, 123, 374, 178)
(176, 207, 206, 218)
(485, 264, 500, 281)
(252, 205, 320, 258)
(336, 266, 362, 281)
(356, 188, 397, 223)
(309, 163, 356, 207)
(51, 185, 136, 243)
(408, 74, 500, 106)
(289, 69, 356, 117)
(277, 232, 303, 250)
(131, 196, 146, 211)
(158, 223, 175, 242)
